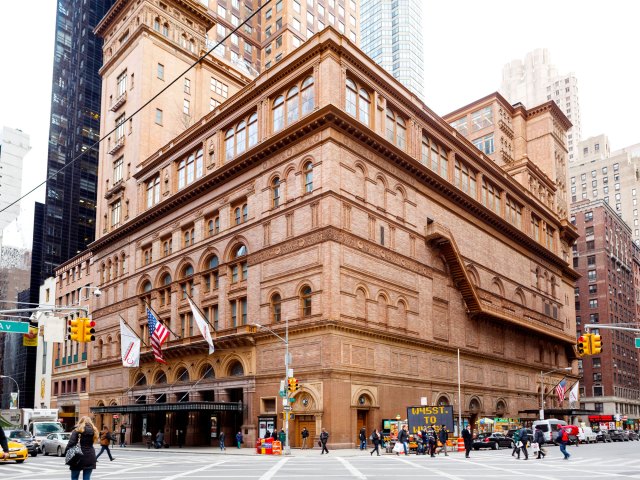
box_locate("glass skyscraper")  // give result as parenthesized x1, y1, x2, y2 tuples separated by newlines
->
(360, 0, 424, 99)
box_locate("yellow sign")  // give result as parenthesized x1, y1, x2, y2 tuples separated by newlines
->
(23, 327, 38, 347)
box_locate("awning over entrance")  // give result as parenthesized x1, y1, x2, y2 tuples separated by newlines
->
(90, 401, 242, 415)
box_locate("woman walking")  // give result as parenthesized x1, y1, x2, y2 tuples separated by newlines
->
(65, 416, 98, 480)
(96, 426, 115, 461)
(369, 429, 381, 456)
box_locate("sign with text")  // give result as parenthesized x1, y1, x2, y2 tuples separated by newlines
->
(407, 405, 454, 434)
(0, 321, 30, 334)
(635, 338, 640, 348)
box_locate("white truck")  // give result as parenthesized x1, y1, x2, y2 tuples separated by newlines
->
(1, 408, 64, 452)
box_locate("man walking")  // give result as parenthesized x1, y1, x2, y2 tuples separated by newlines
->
(96, 426, 115, 461)
(219, 431, 226, 451)
(534, 425, 546, 459)
(320, 427, 329, 454)
(557, 428, 571, 460)
(438, 425, 449, 456)
(119, 424, 127, 447)
(397, 424, 409, 456)
(301, 427, 309, 449)
(517, 425, 529, 460)
(462, 425, 473, 458)
(359, 427, 366, 450)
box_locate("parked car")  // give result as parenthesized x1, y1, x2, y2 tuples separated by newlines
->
(596, 430, 612, 443)
(627, 430, 639, 441)
(473, 432, 498, 450)
(0, 439, 27, 464)
(42, 432, 71, 456)
(506, 428, 533, 444)
(609, 429, 627, 442)
(5, 429, 38, 457)
(576, 427, 596, 444)
(487, 432, 515, 448)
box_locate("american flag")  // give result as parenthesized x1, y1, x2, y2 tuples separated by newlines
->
(555, 378, 567, 403)
(147, 308, 169, 364)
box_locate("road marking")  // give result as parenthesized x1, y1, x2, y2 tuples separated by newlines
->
(336, 457, 366, 479)
(259, 457, 289, 480)
(157, 460, 228, 480)
(393, 456, 465, 480)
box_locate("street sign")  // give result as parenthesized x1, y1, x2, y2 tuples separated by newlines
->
(0, 321, 30, 334)
(279, 390, 286, 397)
(635, 338, 640, 348)
(283, 406, 291, 411)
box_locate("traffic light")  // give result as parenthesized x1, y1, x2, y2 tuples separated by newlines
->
(287, 377, 300, 393)
(67, 319, 82, 341)
(577, 334, 592, 356)
(590, 334, 603, 355)
(80, 318, 96, 342)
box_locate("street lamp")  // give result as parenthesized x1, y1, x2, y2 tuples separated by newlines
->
(0, 375, 20, 410)
(252, 322, 291, 456)
(539, 367, 572, 420)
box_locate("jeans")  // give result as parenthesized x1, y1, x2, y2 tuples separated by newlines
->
(360, 439, 366, 450)
(96, 445, 113, 461)
(220, 440, 225, 451)
(71, 470, 92, 480)
(402, 441, 408, 455)
(559, 442, 570, 459)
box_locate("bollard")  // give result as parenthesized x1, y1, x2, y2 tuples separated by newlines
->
(457, 437, 465, 452)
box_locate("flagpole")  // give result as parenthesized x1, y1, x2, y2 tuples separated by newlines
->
(145, 300, 181, 339)
(184, 292, 215, 330)
(119, 314, 150, 348)
(177, 366, 214, 402)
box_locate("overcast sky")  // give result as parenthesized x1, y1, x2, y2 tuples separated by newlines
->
(0, 0, 638, 249)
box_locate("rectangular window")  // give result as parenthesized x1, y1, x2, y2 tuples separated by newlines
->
(113, 157, 123, 183)
(472, 134, 494, 155)
(115, 113, 126, 141)
(184, 78, 191, 94)
(589, 299, 598, 308)
(450, 117, 468, 136)
(157, 63, 164, 80)
(471, 106, 493, 131)
(117, 70, 127, 97)
(111, 200, 121, 228)
(210, 78, 229, 97)
(155, 108, 163, 125)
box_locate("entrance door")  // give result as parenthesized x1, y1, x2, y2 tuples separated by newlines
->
(357, 410, 368, 438)
(293, 415, 315, 448)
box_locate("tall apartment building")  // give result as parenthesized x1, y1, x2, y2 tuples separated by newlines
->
(569, 135, 640, 245)
(501, 49, 582, 162)
(571, 200, 640, 421)
(359, 0, 424, 98)
(54, 20, 581, 447)
(37, 0, 116, 283)
(0, 126, 30, 242)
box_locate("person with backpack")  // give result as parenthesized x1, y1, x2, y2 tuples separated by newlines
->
(96, 426, 115, 461)
(517, 425, 529, 460)
(557, 427, 571, 460)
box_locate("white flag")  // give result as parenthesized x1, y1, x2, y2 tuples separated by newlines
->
(43, 315, 66, 343)
(569, 381, 579, 405)
(188, 297, 214, 354)
(120, 318, 141, 367)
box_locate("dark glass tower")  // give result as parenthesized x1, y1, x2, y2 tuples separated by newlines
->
(38, 0, 115, 282)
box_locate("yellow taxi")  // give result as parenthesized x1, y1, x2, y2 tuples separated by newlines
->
(1, 439, 28, 463)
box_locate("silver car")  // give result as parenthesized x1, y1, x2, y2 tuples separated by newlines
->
(42, 432, 72, 457)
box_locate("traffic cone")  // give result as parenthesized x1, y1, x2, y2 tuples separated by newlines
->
(457, 437, 465, 452)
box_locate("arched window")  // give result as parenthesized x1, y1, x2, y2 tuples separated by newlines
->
(454, 159, 477, 198)
(177, 148, 204, 189)
(225, 128, 234, 161)
(180, 264, 194, 299)
(154, 18, 160, 31)
(385, 108, 406, 150)
(230, 244, 248, 283)
(300, 286, 312, 317)
(286, 86, 299, 124)
(134, 373, 147, 386)
(248, 113, 258, 147)
(345, 78, 371, 124)
(230, 362, 244, 377)
(176, 368, 190, 382)
(204, 255, 219, 292)
(236, 121, 246, 155)
(180, 34, 187, 48)
(146, 174, 160, 208)
(200, 365, 215, 379)
(273, 95, 285, 131)
(142, 281, 152, 293)
(301, 76, 314, 114)
(303, 161, 313, 193)
(271, 293, 282, 322)
(162, 23, 169, 37)
(272, 177, 281, 208)
(189, 39, 195, 53)
(346, 78, 357, 116)
(155, 371, 167, 384)
(159, 273, 172, 306)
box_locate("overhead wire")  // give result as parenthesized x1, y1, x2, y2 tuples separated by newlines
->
(0, 0, 273, 216)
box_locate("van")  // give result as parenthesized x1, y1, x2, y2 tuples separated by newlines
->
(577, 426, 597, 443)
(532, 419, 567, 443)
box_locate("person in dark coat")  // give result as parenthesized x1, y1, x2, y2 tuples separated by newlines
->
(534, 425, 546, 459)
(301, 427, 309, 449)
(0, 425, 9, 459)
(155, 430, 164, 449)
(462, 425, 473, 458)
(438, 425, 449, 456)
(265, 429, 271, 440)
(517, 425, 529, 460)
(396, 424, 409, 456)
(65, 416, 98, 480)
(320, 427, 329, 454)
(369, 428, 381, 456)
(427, 428, 437, 457)
(359, 427, 366, 450)
(119, 425, 126, 447)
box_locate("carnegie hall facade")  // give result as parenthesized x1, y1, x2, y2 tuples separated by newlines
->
(74, 26, 580, 447)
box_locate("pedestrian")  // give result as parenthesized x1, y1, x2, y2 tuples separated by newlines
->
(145, 432, 152, 449)
(96, 426, 115, 461)
(278, 428, 286, 445)
(396, 424, 409, 456)
(272, 429, 278, 441)
(119, 425, 126, 447)
(533, 425, 546, 459)
(301, 427, 309, 449)
(0, 425, 10, 460)
(359, 427, 366, 450)
(219, 431, 226, 451)
(265, 429, 271, 440)
(517, 425, 529, 460)
(65, 416, 98, 480)
(511, 429, 521, 458)
(370, 428, 381, 456)
(419, 429, 428, 455)
(439, 425, 449, 456)
(155, 430, 164, 449)
(427, 428, 437, 457)
(462, 425, 473, 458)
(320, 427, 329, 454)
(236, 431, 243, 448)
(557, 428, 571, 460)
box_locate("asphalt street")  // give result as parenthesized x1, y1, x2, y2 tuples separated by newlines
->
(1, 440, 639, 479)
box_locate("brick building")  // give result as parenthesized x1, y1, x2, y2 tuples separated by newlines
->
(571, 200, 640, 426)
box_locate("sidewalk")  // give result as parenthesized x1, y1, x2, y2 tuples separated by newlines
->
(114, 444, 465, 458)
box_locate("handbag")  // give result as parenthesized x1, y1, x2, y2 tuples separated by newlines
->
(392, 442, 404, 453)
(65, 444, 83, 466)
(318, 440, 322, 447)
(531, 442, 539, 453)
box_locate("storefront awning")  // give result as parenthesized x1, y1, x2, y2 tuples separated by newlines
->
(90, 401, 242, 415)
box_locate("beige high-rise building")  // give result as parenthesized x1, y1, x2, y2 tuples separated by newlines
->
(569, 134, 640, 245)
(501, 49, 582, 163)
